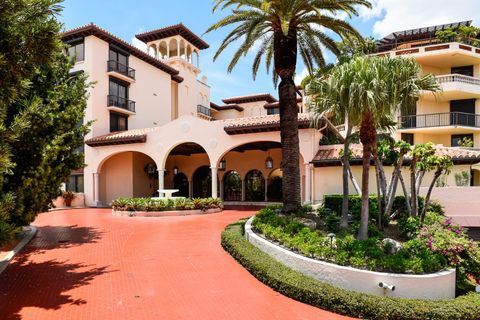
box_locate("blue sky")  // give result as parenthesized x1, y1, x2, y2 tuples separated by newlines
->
(59, 0, 479, 103)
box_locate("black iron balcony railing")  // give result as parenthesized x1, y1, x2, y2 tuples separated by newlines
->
(436, 74, 480, 86)
(399, 112, 480, 129)
(107, 60, 136, 79)
(107, 95, 136, 113)
(197, 104, 211, 117)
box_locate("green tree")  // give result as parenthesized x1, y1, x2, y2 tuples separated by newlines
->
(0, 0, 89, 237)
(206, 0, 371, 213)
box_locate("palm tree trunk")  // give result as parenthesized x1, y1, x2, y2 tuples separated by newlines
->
(274, 29, 300, 214)
(358, 111, 375, 240)
(341, 125, 353, 228)
(410, 161, 418, 217)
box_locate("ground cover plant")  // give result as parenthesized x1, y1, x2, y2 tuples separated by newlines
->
(112, 197, 223, 212)
(222, 219, 480, 320)
(252, 202, 480, 295)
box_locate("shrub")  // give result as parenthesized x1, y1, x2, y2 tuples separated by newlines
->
(111, 197, 223, 212)
(222, 220, 480, 320)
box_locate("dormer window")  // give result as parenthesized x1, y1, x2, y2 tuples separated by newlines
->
(66, 37, 84, 62)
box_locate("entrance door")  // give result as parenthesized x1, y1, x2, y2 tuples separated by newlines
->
(245, 170, 265, 202)
(224, 171, 241, 201)
(193, 166, 211, 198)
(173, 173, 189, 197)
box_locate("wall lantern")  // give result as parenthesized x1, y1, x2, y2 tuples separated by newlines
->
(219, 158, 227, 171)
(265, 156, 273, 169)
(173, 166, 179, 175)
(145, 163, 157, 175)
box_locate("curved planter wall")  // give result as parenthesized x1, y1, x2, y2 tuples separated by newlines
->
(113, 208, 222, 217)
(245, 217, 456, 300)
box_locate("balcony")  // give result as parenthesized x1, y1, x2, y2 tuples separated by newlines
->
(107, 60, 136, 82)
(422, 74, 480, 100)
(197, 105, 211, 118)
(398, 112, 480, 133)
(107, 95, 136, 114)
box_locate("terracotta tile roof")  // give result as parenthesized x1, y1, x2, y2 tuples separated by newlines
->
(210, 102, 244, 112)
(222, 93, 277, 104)
(135, 23, 209, 50)
(312, 144, 480, 166)
(85, 128, 154, 147)
(222, 114, 312, 134)
(62, 23, 183, 83)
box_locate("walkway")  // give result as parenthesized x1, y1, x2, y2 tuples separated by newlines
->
(0, 208, 351, 320)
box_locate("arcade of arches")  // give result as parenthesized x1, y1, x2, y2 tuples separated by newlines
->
(95, 142, 307, 205)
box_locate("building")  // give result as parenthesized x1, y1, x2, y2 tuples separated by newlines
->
(61, 22, 480, 216)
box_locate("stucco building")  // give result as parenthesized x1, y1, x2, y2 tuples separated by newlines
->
(61, 22, 480, 215)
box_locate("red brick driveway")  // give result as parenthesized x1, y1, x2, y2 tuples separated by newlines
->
(0, 208, 351, 320)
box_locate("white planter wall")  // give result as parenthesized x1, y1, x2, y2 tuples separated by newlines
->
(245, 217, 456, 300)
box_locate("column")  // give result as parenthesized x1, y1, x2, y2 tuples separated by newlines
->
(188, 180, 193, 198)
(264, 179, 268, 202)
(304, 163, 312, 204)
(176, 39, 180, 58)
(211, 167, 218, 198)
(166, 42, 170, 59)
(158, 169, 165, 197)
(93, 172, 100, 207)
(241, 179, 246, 201)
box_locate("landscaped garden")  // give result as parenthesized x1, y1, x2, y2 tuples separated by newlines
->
(112, 197, 223, 213)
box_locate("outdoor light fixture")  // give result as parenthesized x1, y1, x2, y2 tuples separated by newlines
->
(265, 156, 273, 169)
(173, 166, 179, 175)
(145, 163, 157, 175)
(219, 158, 226, 171)
(327, 233, 336, 249)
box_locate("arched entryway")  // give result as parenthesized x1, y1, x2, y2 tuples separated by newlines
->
(98, 151, 158, 205)
(223, 171, 242, 201)
(267, 168, 283, 202)
(193, 165, 212, 198)
(245, 170, 265, 202)
(173, 172, 189, 197)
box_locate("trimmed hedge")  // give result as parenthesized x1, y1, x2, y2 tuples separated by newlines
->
(221, 219, 480, 320)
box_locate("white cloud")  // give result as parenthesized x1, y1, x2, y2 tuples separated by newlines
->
(295, 67, 309, 84)
(360, 0, 480, 37)
(131, 37, 148, 53)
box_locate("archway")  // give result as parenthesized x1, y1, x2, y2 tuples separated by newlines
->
(173, 172, 189, 197)
(245, 170, 265, 202)
(193, 166, 211, 198)
(98, 151, 158, 205)
(267, 168, 283, 202)
(223, 171, 241, 201)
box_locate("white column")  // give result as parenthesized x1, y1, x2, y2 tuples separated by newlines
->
(241, 179, 246, 201)
(158, 169, 165, 197)
(93, 172, 100, 207)
(304, 163, 312, 204)
(196, 51, 200, 68)
(166, 43, 170, 59)
(211, 167, 218, 198)
(176, 39, 180, 58)
(264, 179, 268, 202)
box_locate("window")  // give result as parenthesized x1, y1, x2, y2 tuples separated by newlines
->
(451, 65, 473, 77)
(401, 133, 414, 145)
(66, 38, 84, 62)
(110, 112, 128, 132)
(109, 47, 128, 66)
(451, 134, 473, 147)
(66, 175, 84, 193)
(267, 108, 280, 115)
(109, 78, 128, 99)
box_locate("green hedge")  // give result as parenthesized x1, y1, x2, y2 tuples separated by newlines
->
(112, 197, 223, 212)
(221, 220, 480, 320)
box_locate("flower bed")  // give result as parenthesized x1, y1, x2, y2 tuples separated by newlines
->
(222, 220, 480, 320)
(112, 197, 223, 213)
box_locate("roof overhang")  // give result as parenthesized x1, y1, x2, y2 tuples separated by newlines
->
(85, 134, 147, 147)
(135, 23, 209, 50)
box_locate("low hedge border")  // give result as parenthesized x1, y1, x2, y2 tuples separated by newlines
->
(221, 219, 480, 320)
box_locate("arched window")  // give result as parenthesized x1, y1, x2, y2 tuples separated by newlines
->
(223, 171, 241, 201)
(245, 170, 265, 202)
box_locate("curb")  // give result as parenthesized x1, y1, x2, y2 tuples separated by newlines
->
(0, 226, 37, 275)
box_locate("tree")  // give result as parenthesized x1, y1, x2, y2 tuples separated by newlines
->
(0, 0, 89, 237)
(206, 0, 371, 213)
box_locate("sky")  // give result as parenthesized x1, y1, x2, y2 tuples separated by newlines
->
(59, 0, 480, 103)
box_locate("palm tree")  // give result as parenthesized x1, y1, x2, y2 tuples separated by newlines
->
(206, 0, 371, 213)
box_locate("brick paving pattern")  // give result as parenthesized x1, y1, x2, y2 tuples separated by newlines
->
(0, 208, 352, 320)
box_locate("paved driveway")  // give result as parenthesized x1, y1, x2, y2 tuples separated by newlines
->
(0, 209, 350, 320)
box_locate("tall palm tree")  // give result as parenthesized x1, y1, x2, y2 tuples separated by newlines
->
(206, 0, 371, 213)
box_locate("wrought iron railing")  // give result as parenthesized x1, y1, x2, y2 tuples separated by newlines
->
(107, 60, 136, 79)
(197, 105, 211, 117)
(436, 74, 480, 86)
(399, 112, 480, 129)
(107, 95, 136, 112)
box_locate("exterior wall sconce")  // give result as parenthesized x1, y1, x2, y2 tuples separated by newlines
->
(219, 158, 226, 171)
(173, 166, 179, 175)
(265, 156, 273, 169)
(145, 163, 157, 175)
